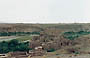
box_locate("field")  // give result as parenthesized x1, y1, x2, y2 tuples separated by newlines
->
(0, 35, 32, 42)
(15, 35, 32, 41)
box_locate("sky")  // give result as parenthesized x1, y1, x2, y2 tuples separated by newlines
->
(0, 0, 90, 23)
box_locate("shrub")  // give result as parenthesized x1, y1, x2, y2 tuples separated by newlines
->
(47, 48, 55, 52)
(74, 51, 80, 54)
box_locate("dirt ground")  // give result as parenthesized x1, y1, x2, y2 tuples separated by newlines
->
(32, 54, 90, 58)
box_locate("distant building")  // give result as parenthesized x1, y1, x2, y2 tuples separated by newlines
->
(29, 46, 46, 56)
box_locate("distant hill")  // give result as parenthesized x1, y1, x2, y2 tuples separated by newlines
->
(0, 23, 43, 32)
(0, 23, 90, 32)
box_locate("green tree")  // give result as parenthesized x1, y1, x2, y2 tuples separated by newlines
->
(0, 41, 9, 53)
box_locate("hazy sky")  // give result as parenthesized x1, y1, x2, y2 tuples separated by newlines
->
(0, 0, 90, 23)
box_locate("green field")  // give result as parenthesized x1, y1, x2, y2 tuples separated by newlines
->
(16, 35, 32, 42)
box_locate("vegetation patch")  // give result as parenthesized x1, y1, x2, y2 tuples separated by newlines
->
(0, 32, 40, 36)
(0, 39, 31, 53)
(63, 31, 90, 40)
(46, 48, 56, 52)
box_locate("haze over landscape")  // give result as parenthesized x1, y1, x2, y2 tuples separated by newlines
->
(0, 0, 90, 23)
